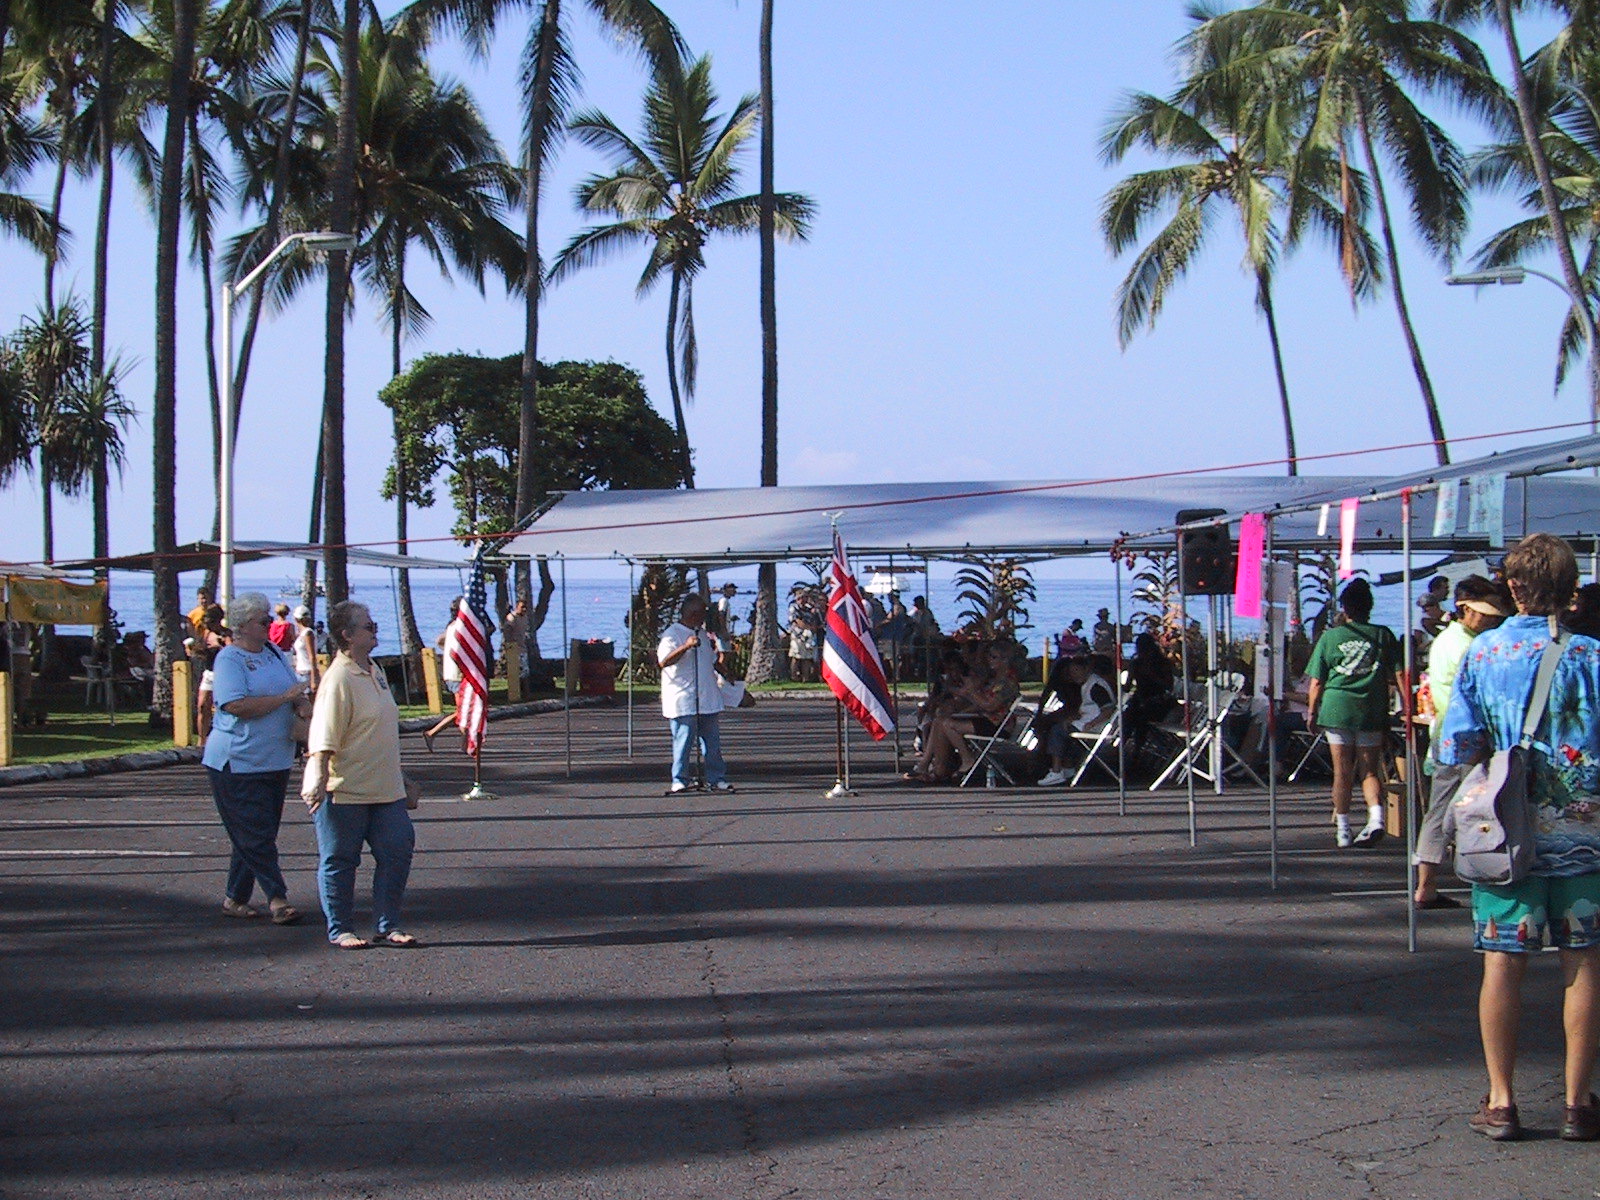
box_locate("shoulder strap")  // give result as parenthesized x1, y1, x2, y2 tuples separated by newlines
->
(1522, 616, 1570, 745)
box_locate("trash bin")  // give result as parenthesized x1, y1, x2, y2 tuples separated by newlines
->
(572, 639, 617, 696)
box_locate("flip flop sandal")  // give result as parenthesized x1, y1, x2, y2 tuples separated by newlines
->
(1416, 894, 1463, 909)
(373, 930, 419, 947)
(221, 899, 260, 919)
(332, 932, 369, 950)
(270, 904, 302, 925)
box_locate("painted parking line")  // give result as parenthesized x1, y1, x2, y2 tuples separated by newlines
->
(0, 850, 197, 858)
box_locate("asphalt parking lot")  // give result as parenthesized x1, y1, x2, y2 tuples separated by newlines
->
(0, 699, 1590, 1199)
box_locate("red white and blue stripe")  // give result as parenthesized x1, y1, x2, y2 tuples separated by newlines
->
(821, 528, 896, 741)
(450, 545, 492, 756)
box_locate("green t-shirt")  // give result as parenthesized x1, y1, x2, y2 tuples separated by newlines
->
(1307, 621, 1400, 731)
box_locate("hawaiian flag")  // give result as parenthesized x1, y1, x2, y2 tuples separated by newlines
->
(450, 545, 492, 755)
(821, 528, 896, 740)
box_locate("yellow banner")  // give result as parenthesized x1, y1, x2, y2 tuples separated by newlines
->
(4, 577, 108, 624)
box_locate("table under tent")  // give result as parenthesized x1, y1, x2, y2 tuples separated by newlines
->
(501, 433, 1600, 946)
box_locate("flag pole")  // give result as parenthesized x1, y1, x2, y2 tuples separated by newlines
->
(824, 512, 855, 798)
(461, 538, 498, 802)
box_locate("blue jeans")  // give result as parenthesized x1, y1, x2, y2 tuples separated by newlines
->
(312, 799, 415, 941)
(669, 714, 726, 786)
(206, 767, 290, 905)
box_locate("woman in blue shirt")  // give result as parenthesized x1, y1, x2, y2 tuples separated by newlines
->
(202, 592, 313, 925)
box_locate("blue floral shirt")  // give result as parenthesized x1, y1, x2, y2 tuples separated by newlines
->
(1436, 614, 1600, 877)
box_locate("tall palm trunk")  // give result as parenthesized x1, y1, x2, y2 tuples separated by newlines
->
(748, 0, 781, 683)
(664, 269, 695, 487)
(231, 0, 314, 422)
(152, 0, 199, 720)
(1257, 275, 1298, 476)
(320, 0, 361, 605)
(302, 425, 324, 616)
(1495, 0, 1600, 426)
(43, 145, 68, 312)
(40, 466, 54, 562)
(90, 0, 116, 378)
(391, 253, 423, 663)
(514, 0, 563, 613)
(1353, 98, 1448, 465)
(192, 113, 223, 601)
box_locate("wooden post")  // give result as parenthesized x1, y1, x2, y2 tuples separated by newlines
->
(505, 653, 522, 704)
(421, 647, 443, 714)
(172, 660, 193, 748)
(0, 671, 13, 766)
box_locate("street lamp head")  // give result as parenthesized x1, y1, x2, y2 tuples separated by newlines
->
(1446, 267, 1527, 287)
(293, 231, 357, 252)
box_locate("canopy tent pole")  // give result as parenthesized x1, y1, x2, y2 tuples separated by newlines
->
(1114, 552, 1127, 817)
(1265, 517, 1279, 890)
(561, 557, 571, 779)
(1207, 594, 1221, 794)
(387, 567, 412, 706)
(626, 559, 635, 760)
(1176, 536, 1197, 845)
(889, 552, 901, 774)
(1403, 490, 1419, 953)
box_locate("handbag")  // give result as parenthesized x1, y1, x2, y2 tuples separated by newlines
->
(1441, 620, 1567, 887)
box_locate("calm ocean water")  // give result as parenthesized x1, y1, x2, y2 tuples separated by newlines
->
(85, 562, 1413, 657)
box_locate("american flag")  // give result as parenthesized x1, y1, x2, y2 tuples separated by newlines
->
(821, 528, 896, 740)
(450, 545, 492, 755)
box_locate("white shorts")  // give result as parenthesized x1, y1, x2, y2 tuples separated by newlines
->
(1323, 727, 1384, 748)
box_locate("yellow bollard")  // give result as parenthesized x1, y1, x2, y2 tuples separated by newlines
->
(172, 660, 194, 748)
(421, 648, 443, 715)
(505, 654, 522, 704)
(0, 671, 13, 766)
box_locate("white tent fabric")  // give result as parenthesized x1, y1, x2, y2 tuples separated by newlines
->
(503, 471, 1600, 562)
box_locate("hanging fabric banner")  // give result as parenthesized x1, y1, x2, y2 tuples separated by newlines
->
(1432, 481, 1460, 538)
(3, 576, 107, 624)
(1234, 513, 1266, 618)
(1466, 473, 1508, 549)
(1338, 498, 1359, 579)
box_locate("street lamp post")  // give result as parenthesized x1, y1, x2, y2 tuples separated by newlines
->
(1446, 265, 1600, 435)
(218, 231, 356, 607)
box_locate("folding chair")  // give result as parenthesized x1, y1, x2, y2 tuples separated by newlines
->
(1286, 729, 1329, 782)
(959, 699, 1039, 787)
(1148, 687, 1249, 791)
(1068, 704, 1125, 787)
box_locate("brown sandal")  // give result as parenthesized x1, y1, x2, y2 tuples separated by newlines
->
(221, 898, 260, 919)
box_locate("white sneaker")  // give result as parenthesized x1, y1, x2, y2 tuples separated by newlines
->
(1353, 823, 1386, 848)
(1335, 826, 1354, 849)
(669, 781, 690, 793)
(1036, 769, 1069, 787)
(711, 780, 734, 792)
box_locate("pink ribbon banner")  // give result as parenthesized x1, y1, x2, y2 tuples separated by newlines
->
(1234, 513, 1266, 618)
(1338, 498, 1359, 579)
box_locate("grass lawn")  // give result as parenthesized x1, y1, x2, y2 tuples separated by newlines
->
(11, 708, 175, 766)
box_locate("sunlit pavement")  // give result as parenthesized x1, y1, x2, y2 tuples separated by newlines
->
(0, 700, 1576, 1199)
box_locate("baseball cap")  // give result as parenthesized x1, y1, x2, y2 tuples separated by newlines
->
(293, 604, 311, 620)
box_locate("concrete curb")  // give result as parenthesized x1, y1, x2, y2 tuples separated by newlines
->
(0, 694, 613, 788)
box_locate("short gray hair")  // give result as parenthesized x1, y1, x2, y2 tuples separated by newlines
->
(225, 591, 272, 630)
(327, 600, 372, 651)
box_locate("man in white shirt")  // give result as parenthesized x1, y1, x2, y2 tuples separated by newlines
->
(658, 595, 731, 793)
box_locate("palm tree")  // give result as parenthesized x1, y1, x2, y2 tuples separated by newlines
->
(1468, 35, 1600, 394)
(1101, 36, 1378, 474)
(231, 19, 523, 659)
(548, 51, 812, 487)
(401, 0, 680, 609)
(1184, 0, 1501, 467)
(9, 301, 95, 564)
(1435, 0, 1600, 423)
(748, 0, 780, 683)
(150, 0, 199, 721)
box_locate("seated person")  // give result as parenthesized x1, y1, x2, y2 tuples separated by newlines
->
(1037, 654, 1116, 787)
(904, 641, 1020, 784)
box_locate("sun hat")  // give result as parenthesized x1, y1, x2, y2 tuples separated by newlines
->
(1461, 597, 1509, 618)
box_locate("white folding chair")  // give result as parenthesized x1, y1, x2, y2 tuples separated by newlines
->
(1148, 687, 1245, 791)
(1068, 705, 1125, 787)
(1287, 729, 1329, 782)
(959, 699, 1038, 787)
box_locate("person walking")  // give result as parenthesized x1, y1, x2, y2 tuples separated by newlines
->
(1436, 534, 1600, 1142)
(301, 601, 419, 950)
(201, 591, 310, 926)
(291, 604, 318, 688)
(1413, 576, 1511, 908)
(658, 594, 730, 793)
(1306, 578, 1404, 848)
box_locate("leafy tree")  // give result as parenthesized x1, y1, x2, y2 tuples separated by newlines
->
(1101, 20, 1379, 475)
(380, 352, 685, 642)
(549, 50, 812, 488)
(1184, 0, 1501, 466)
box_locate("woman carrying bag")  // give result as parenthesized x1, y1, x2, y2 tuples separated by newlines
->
(301, 601, 420, 950)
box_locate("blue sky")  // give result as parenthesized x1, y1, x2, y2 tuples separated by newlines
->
(0, 1, 1580, 573)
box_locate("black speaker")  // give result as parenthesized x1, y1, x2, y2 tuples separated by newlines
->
(1177, 508, 1234, 596)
